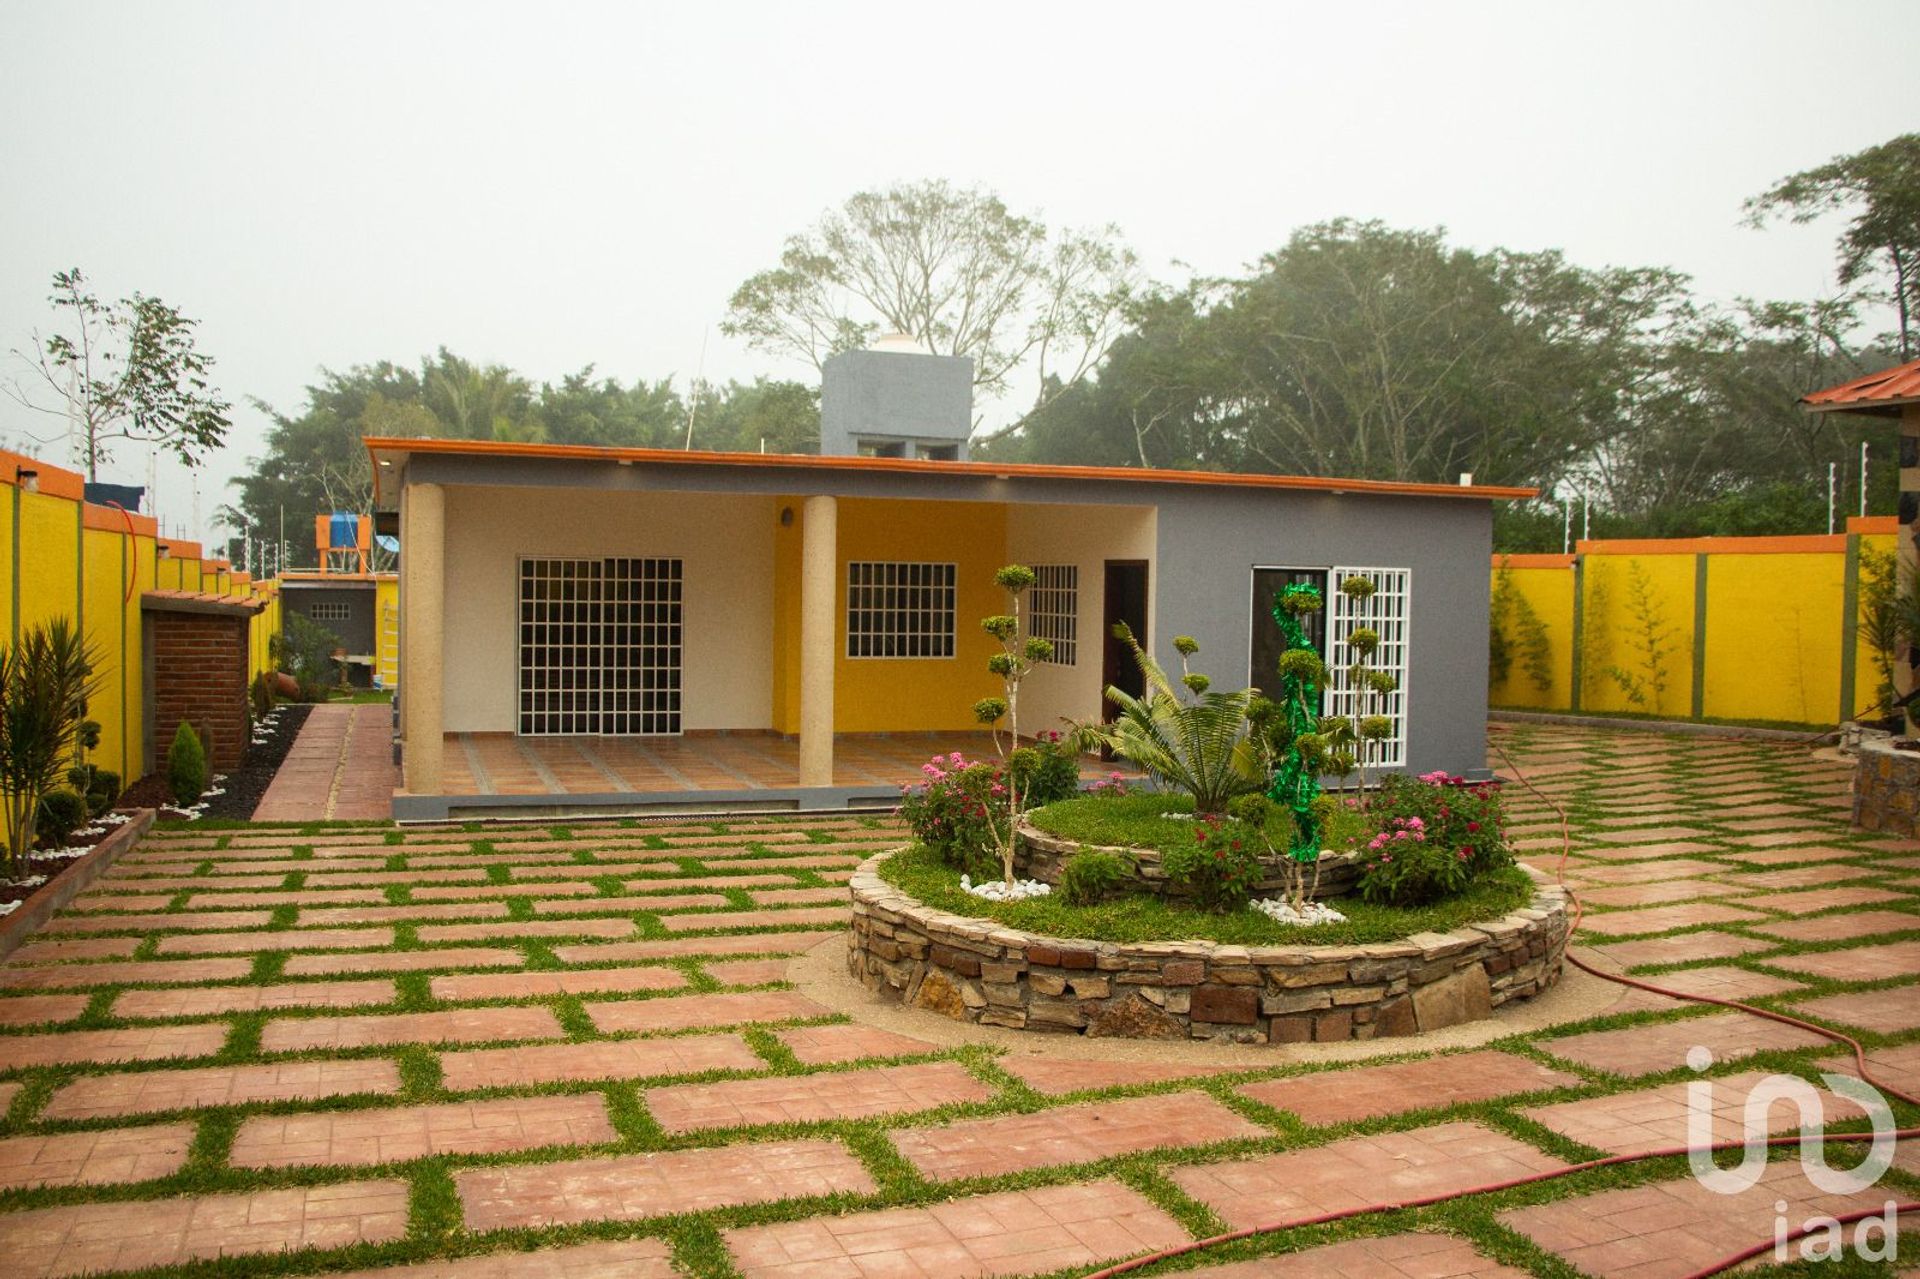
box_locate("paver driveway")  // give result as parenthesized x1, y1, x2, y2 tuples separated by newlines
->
(0, 722, 1914, 1278)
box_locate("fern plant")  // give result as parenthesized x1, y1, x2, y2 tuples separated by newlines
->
(1074, 624, 1267, 815)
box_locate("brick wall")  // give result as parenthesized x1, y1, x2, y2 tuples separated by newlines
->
(148, 612, 251, 772)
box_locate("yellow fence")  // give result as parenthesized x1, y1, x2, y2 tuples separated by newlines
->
(1489, 518, 1899, 727)
(0, 447, 279, 798)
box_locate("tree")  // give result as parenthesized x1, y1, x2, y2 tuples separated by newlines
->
(1746, 133, 1920, 360)
(722, 180, 1137, 438)
(7, 268, 231, 480)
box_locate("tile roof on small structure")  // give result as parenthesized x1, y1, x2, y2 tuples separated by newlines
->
(141, 590, 268, 618)
(1801, 357, 1920, 417)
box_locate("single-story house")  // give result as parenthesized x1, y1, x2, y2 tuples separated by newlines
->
(369, 342, 1532, 820)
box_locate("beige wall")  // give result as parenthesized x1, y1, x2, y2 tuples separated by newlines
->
(441, 486, 777, 734)
(1004, 503, 1157, 737)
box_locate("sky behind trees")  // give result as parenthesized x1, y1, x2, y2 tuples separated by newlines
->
(1, 0, 1915, 544)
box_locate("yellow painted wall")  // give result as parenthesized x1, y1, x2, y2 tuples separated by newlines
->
(1487, 559, 1576, 711)
(374, 577, 398, 688)
(771, 497, 1009, 735)
(0, 451, 277, 842)
(1490, 528, 1901, 727)
(1576, 553, 1697, 717)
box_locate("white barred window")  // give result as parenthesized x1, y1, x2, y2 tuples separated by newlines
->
(1028, 565, 1078, 665)
(1325, 566, 1411, 768)
(846, 562, 956, 658)
(306, 601, 351, 622)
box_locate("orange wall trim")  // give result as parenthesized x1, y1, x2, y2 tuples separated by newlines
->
(1575, 533, 1849, 557)
(0, 448, 86, 501)
(82, 504, 158, 537)
(1848, 516, 1899, 535)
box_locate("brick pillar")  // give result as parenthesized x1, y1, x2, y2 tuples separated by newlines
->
(147, 612, 251, 772)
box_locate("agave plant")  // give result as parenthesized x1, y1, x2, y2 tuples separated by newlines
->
(1075, 623, 1267, 814)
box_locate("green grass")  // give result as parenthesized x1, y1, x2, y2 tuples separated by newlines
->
(878, 842, 1534, 945)
(1026, 792, 1196, 848)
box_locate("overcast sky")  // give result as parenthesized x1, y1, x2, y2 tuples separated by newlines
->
(1, 1, 1913, 546)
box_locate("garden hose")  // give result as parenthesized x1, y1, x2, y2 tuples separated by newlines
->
(1078, 741, 1917, 1279)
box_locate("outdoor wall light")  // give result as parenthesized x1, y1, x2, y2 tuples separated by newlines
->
(779, 506, 794, 527)
(14, 466, 38, 493)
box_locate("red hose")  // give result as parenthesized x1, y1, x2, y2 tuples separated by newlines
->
(1079, 741, 1914, 1279)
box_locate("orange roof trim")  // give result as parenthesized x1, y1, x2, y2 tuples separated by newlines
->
(1802, 358, 1920, 416)
(364, 436, 1537, 505)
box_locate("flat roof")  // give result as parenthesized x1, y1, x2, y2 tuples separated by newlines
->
(364, 436, 1537, 507)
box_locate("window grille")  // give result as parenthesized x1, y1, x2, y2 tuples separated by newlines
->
(1325, 566, 1411, 768)
(306, 601, 352, 622)
(846, 562, 956, 658)
(1028, 564, 1078, 665)
(517, 557, 682, 736)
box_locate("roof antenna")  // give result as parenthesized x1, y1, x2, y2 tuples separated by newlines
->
(683, 327, 709, 449)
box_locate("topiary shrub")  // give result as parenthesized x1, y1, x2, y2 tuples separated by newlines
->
(1008, 732, 1081, 807)
(1058, 849, 1133, 906)
(86, 769, 121, 818)
(35, 787, 87, 850)
(167, 722, 208, 807)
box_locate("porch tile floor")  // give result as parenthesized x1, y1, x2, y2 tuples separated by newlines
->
(0, 722, 1914, 1277)
(439, 730, 1132, 797)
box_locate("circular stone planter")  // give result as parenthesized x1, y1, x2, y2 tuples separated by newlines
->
(1016, 818, 1364, 902)
(1853, 733, 1920, 838)
(848, 851, 1569, 1044)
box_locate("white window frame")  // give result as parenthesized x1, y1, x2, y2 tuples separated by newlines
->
(305, 601, 351, 622)
(1028, 564, 1078, 665)
(845, 561, 956, 659)
(1325, 565, 1411, 769)
(516, 556, 683, 736)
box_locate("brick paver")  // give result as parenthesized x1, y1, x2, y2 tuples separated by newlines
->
(1585, 931, 1776, 968)
(1768, 938, 1920, 981)
(261, 1005, 563, 1052)
(658, 906, 848, 933)
(1755, 909, 1920, 942)
(253, 702, 397, 821)
(42, 909, 277, 934)
(439, 1033, 763, 1091)
(704, 957, 791, 985)
(158, 925, 394, 955)
(457, 1140, 873, 1229)
(283, 947, 523, 975)
(231, 1093, 615, 1168)
(724, 1180, 1190, 1279)
(552, 931, 837, 962)
(0, 1122, 194, 1188)
(44, 1059, 404, 1120)
(775, 1024, 939, 1065)
(1606, 964, 1806, 1013)
(7, 936, 141, 962)
(1726, 885, 1913, 913)
(529, 893, 731, 916)
(1522, 1068, 1868, 1153)
(112, 979, 396, 1018)
(892, 1091, 1264, 1180)
(1538, 1011, 1831, 1074)
(429, 967, 685, 1001)
(1181, 1232, 1529, 1278)
(998, 1057, 1231, 1096)
(314, 1239, 678, 1279)
(0, 1179, 409, 1278)
(1171, 1122, 1565, 1228)
(648, 1061, 992, 1131)
(1786, 984, 1920, 1031)
(0, 1023, 227, 1069)
(0, 994, 89, 1025)
(584, 990, 830, 1034)
(1501, 1161, 1899, 1278)
(1574, 902, 1769, 936)
(1240, 1050, 1583, 1126)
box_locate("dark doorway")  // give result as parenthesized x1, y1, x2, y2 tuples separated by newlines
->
(1249, 567, 1328, 703)
(1102, 561, 1149, 718)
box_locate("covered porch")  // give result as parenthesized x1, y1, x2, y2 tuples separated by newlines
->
(424, 731, 1137, 819)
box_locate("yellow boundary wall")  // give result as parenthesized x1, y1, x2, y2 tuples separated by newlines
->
(0, 448, 278, 818)
(1489, 518, 1899, 726)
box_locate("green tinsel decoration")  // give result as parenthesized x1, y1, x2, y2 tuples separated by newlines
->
(1267, 582, 1324, 861)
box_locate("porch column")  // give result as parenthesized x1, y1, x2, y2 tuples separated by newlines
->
(798, 494, 837, 787)
(402, 482, 445, 794)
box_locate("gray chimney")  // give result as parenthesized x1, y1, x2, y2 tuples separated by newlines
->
(819, 335, 973, 460)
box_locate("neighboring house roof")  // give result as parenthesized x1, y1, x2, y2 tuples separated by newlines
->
(1801, 357, 1920, 417)
(363, 436, 1538, 507)
(141, 590, 267, 618)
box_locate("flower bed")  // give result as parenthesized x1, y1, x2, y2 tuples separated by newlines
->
(1016, 818, 1365, 902)
(848, 850, 1569, 1043)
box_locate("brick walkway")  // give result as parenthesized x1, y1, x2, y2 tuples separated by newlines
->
(253, 702, 397, 821)
(0, 723, 1913, 1277)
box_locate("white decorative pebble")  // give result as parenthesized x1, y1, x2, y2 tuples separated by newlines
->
(1249, 897, 1347, 926)
(960, 874, 1052, 902)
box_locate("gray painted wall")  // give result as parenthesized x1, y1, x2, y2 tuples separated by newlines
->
(405, 453, 1498, 776)
(820, 349, 973, 458)
(1149, 486, 1493, 779)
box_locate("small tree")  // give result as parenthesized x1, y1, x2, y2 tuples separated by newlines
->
(971, 565, 1054, 886)
(7, 269, 232, 480)
(166, 722, 208, 807)
(0, 619, 102, 874)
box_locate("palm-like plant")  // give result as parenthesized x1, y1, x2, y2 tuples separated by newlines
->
(1077, 624, 1267, 814)
(0, 618, 103, 874)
